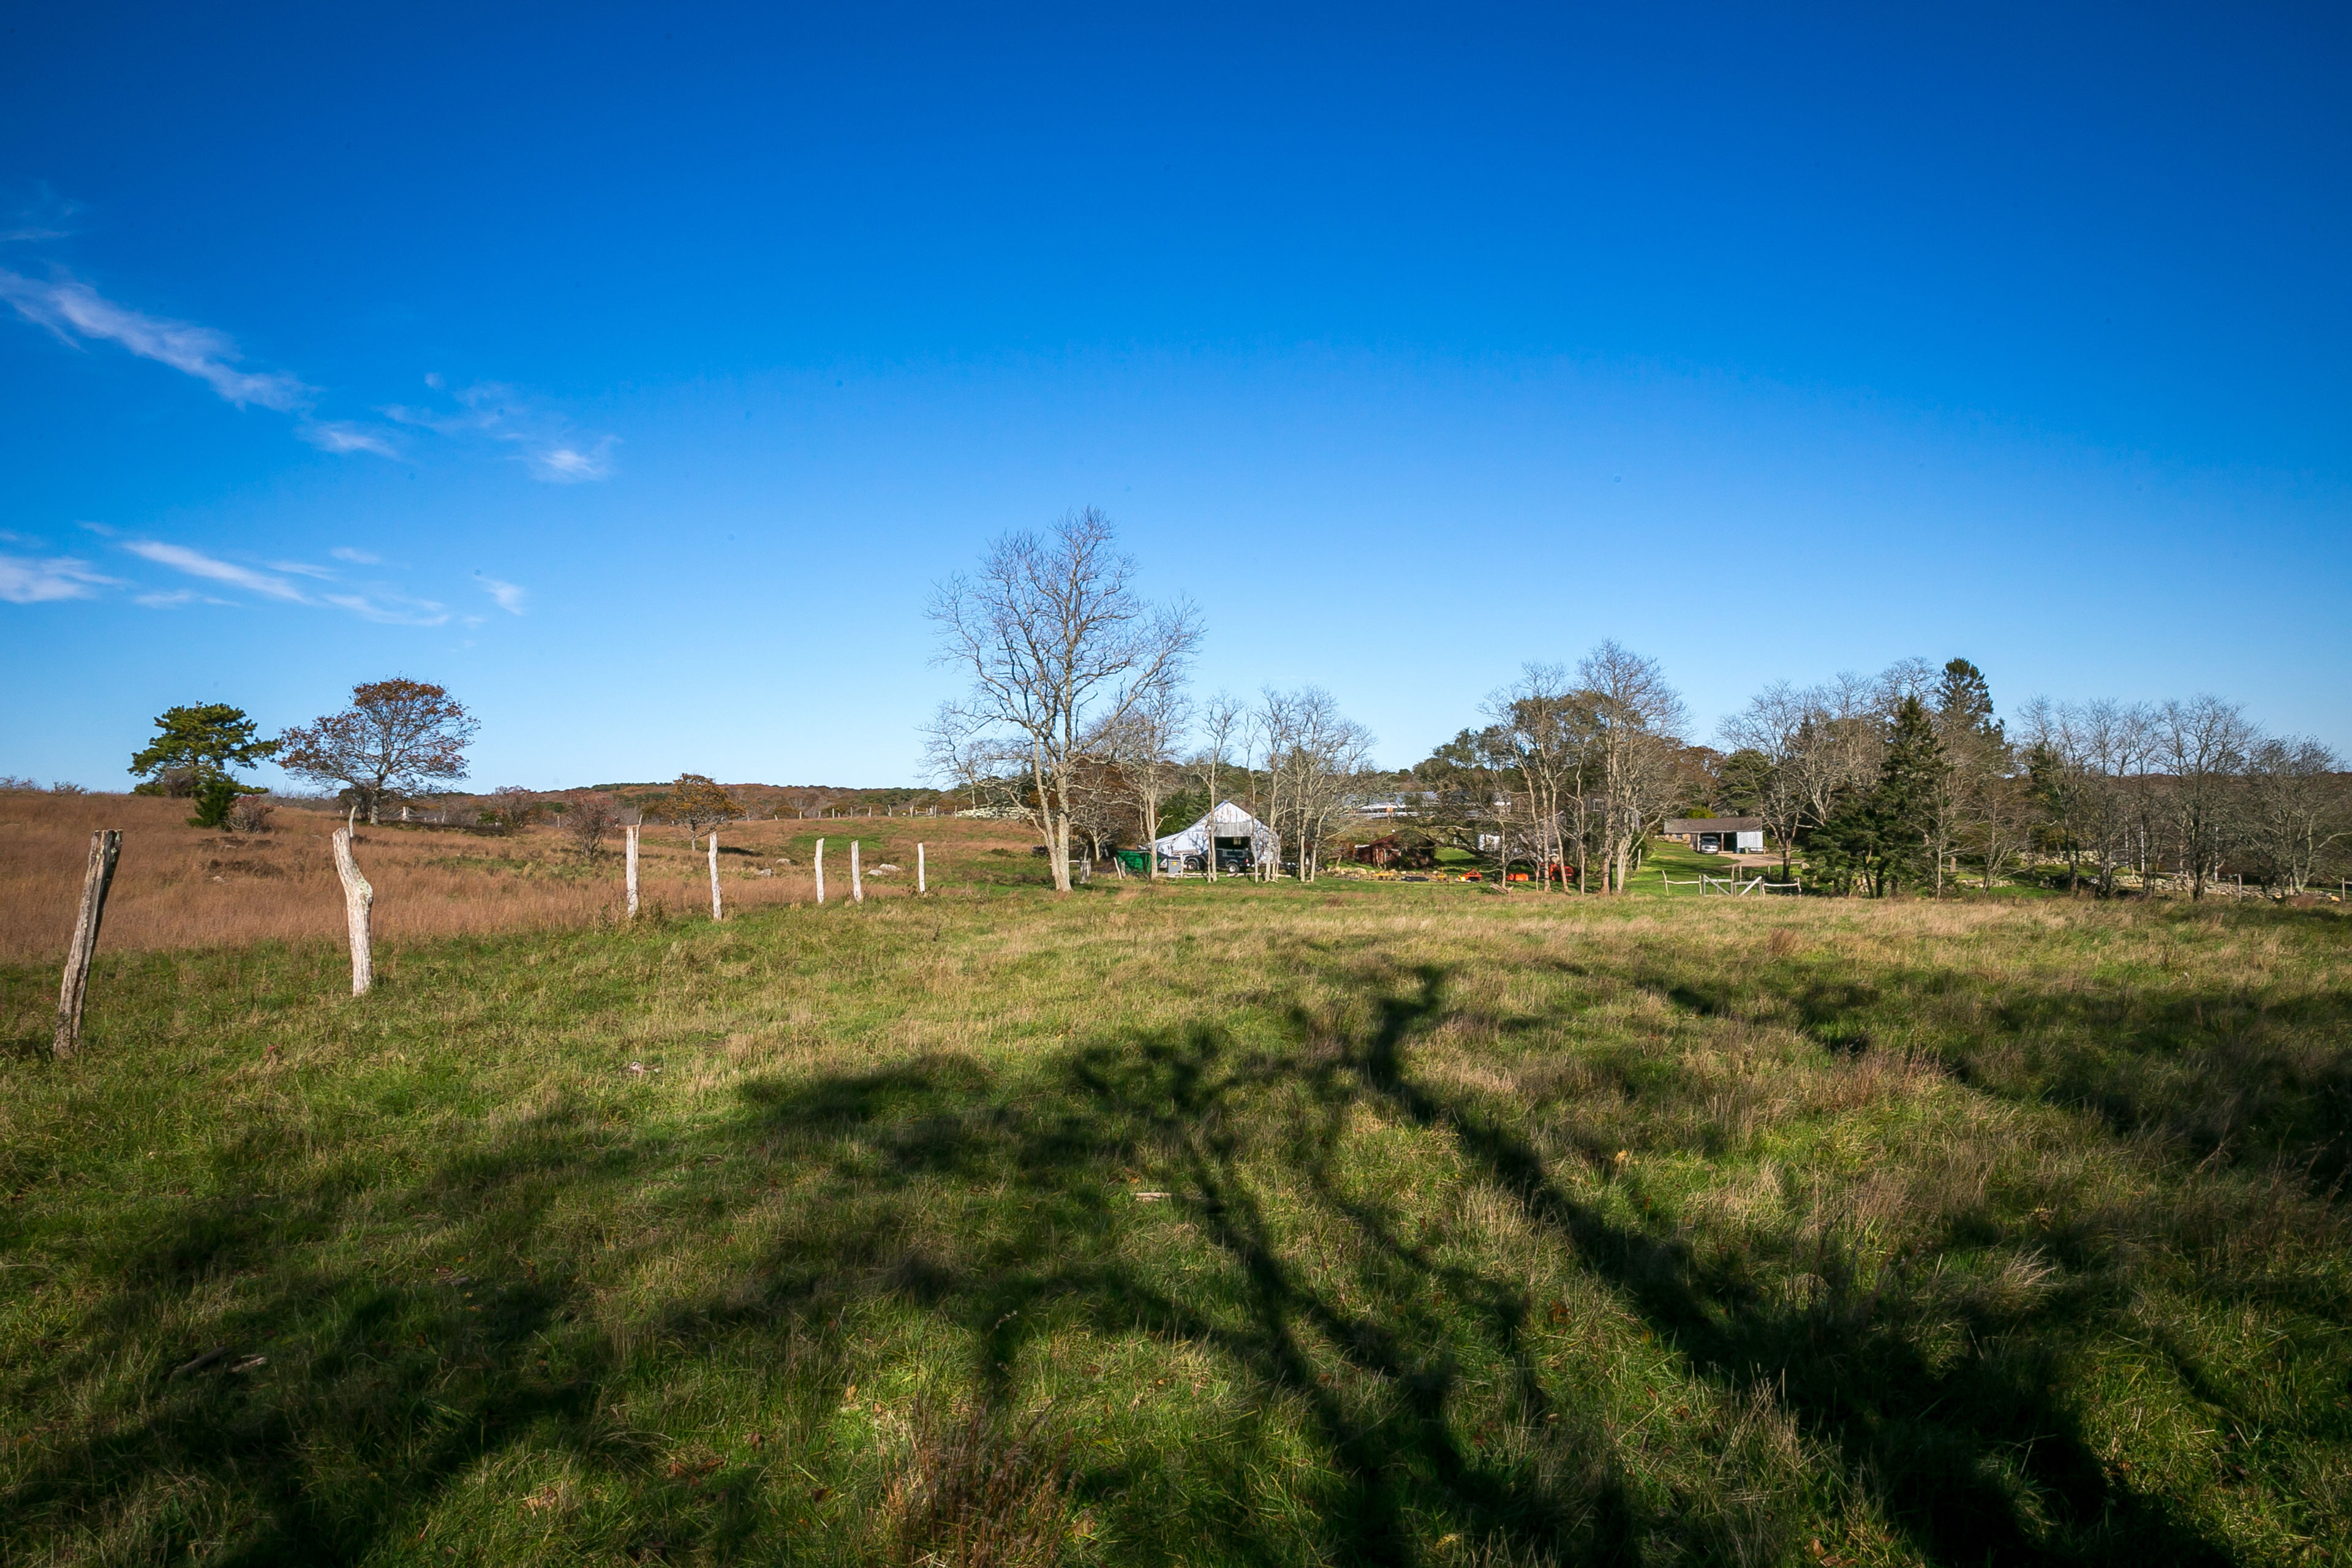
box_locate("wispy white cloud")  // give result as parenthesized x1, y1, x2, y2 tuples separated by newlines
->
(331, 546, 381, 564)
(123, 540, 310, 601)
(527, 439, 616, 483)
(0, 203, 420, 465)
(1, 257, 612, 477)
(134, 588, 231, 609)
(478, 576, 528, 614)
(386, 379, 617, 483)
(0, 269, 311, 410)
(322, 592, 449, 627)
(0, 552, 123, 603)
(299, 420, 400, 458)
(96, 536, 451, 626)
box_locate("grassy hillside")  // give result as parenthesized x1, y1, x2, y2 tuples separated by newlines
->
(3, 882, 2348, 1565)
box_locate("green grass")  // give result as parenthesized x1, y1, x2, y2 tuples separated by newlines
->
(4, 883, 2350, 1565)
(779, 832, 894, 863)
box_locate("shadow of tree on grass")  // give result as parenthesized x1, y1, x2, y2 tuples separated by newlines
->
(10, 945, 2334, 1564)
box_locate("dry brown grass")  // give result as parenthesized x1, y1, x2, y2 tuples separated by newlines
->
(883, 1401, 1076, 1567)
(0, 791, 1040, 963)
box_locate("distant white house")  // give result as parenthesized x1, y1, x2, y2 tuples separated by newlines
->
(1154, 802, 1280, 874)
(1663, 817, 1765, 853)
(1348, 792, 1435, 820)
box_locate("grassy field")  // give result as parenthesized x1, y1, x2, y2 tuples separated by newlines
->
(0, 792, 1028, 965)
(3, 857, 2350, 1564)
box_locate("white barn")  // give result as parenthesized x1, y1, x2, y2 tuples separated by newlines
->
(1153, 801, 1280, 874)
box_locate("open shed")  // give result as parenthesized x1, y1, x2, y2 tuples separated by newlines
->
(1663, 817, 1765, 853)
(1153, 801, 1280, 874)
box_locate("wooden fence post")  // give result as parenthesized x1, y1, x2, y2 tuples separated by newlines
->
(332, 826, 374, 996)
(625, 824, 641, 918)
(52, 828, 122, 1058)
(851, 839, 863, 903)
(917, 842, 926, 895)
(815, 838, 826, 905)
(709, 831, 723, 921)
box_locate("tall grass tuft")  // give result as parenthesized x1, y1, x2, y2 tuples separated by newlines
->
(884, 1401, 1076, 1567)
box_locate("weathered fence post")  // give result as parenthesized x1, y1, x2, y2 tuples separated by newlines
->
(52, 828, 122, 1058)
(625, 823, 641, 918)
(815, 838, 826, 905)
(332, 826, 374, 996)
(851, 839, 863, 903)
(708, 831, 723, 921)
(917, 842, 926, 895)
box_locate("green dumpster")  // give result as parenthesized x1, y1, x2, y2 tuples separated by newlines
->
(1114, 850, 1150, 873)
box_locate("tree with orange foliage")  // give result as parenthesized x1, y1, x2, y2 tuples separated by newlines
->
(277, 678, 478, 824)
(663, 772, 740, 848)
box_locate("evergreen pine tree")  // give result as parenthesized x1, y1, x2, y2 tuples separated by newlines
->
(1872, 695, 1945, 894)
(1798, 696, 1945, 896)
(1934, 658, 2000, 742)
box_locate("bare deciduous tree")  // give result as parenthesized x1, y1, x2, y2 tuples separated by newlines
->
(1064, 753, 1132, 865)
(929, 508, 1200, 892)
(1719, 680, 1815, 878)
(1959, 766, 2032, 892)
(2240, 736, 2345, 893)
(1189, 692, 1245, 880)
(1253, 687, 1375, 881)
(565, 793, 620, 860)
(1488, 666, 1579, 892)
(1098, 684, 1191, 878)
(2155, 696, 2256, 900)
(1579, 641, 1688, 893)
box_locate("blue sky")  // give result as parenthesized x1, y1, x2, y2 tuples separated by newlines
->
(4, 3, 2346, 790)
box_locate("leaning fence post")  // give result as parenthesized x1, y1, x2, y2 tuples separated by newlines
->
(709, 831, 723, 921)
(332, 826, 374, 996)
(52, 828, 122, 1058)
(625, 823, 641, 919)
(851, 839, 863, 903)
(917, 842, 926, 895)
(815, 838, 826, 905)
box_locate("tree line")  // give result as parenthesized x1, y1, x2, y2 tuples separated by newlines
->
(924, 511, 2349, 897)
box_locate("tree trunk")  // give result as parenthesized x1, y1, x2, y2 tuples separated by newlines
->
(625, 824, 640, 918)
(708, 832, 723, 921)
(52, 828, 121, 1058)
(333, 827, 374, 995)
(1204, 770, 1218, 881)
(1142, 782, 1159, 878)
